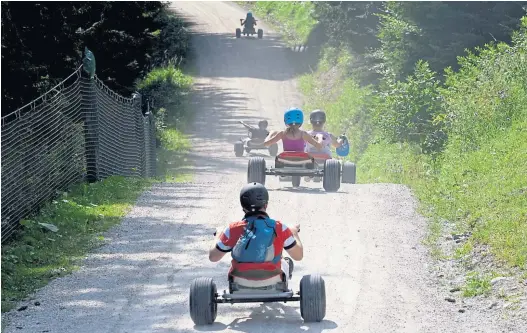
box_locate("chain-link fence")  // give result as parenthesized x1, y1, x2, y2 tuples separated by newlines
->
(1, 64, 156, 243)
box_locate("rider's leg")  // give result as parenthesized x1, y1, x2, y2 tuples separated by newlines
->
(281, 258, 290, 286)
(282, 257, 294, 281)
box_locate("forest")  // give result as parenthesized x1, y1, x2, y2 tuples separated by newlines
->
(1, 1, 189, 115)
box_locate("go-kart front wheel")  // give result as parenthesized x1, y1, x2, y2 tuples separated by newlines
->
(235, 28, 241, 38)
(234, 141, 244, 157)
(341, 161, 356, 184)
(268, 143, 278, 156)
(300, 274, 326, 323)
(248, 157, 266, 185)
(323, 159, 341, 192)
(258, 29, 263, 39)
(189, 277, 218, 326)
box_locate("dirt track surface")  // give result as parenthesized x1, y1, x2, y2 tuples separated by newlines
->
(2, 2, 524, 333)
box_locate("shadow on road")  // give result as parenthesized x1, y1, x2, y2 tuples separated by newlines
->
(189, 32, 318, 82)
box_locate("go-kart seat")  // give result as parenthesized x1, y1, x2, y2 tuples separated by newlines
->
(276, 151, 315, 166)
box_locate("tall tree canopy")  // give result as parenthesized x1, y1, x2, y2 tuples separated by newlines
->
(1, 1, 169, 115)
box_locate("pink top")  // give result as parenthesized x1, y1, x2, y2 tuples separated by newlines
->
(282, 136, 305, 152)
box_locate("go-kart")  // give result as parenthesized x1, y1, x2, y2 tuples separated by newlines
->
(189, 238, 326, 325)
(234, 121, 278, 157)
(236, 19, 263, 39)
(247, 151, 348, 192)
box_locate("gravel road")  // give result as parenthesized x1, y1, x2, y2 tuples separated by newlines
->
(2, 2, 524, 332)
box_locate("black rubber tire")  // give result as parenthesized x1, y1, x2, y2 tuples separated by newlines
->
(189, 277, 218, 326)
(341, 161, 356, 184)
(236, 28, 241, 38)
(257, 29, 263, 39)
(247, 157, 266, 185)
(234, 141, 244, 157)
(268, 143, 278, 156)
(323, 159, 341, 192)
(300, 274, 326, 323)
(292, 176, 301, 188)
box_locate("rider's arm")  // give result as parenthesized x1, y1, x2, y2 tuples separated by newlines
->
(282, 223, 303, 261)
(239, 120, 254, 130)
(302, 131, 323, 150)
(209, 226, 232, 262)
(264, 130, 283, 147)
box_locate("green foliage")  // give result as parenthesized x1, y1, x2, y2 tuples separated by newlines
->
(1, 176, 152, 312)
(462, 272, 493, 297)
(1, 2, 190, 116)
(374, 60, 446, 154)
(374, 4, 421, 80)
(149, 12, 190, 68)
(298, 48, 374, 161)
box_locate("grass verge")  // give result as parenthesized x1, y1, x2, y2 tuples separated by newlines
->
(1, 177, 152, 312)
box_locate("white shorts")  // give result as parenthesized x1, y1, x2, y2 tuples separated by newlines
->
(232, 258, 290, 288)
(305, 145, 332, 156)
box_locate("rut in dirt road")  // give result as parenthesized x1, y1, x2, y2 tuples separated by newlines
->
(1, 2, 522, 333)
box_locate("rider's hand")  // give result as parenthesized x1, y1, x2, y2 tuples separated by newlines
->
(214, 227, 224, 238)
(290, 224, 301, 236)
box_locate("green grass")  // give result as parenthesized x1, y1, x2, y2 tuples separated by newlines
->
(137, 63, 195, 183)
(1, 176, 152, 312)
(238, 1, 317, 45)
(462, 271, 494, 297)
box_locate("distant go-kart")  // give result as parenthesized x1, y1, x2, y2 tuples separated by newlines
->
(234, 121, 278, 157)
(189, 232, 326, 325)
(236, 19, 263, 39)
(247, 150, 355, 192)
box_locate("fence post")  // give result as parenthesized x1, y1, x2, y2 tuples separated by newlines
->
(81, 48, 98, 182)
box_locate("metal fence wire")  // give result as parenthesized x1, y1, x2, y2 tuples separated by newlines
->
(1, 66, 156, 243)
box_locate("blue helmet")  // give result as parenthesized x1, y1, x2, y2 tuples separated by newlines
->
(284, 107, 304, 126)
(247, 12, 253, 17)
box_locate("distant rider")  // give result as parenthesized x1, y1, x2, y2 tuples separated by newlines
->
(208, 182, 303, 287)
(240, 119, 269, 144)
(241, 11, 257, 30)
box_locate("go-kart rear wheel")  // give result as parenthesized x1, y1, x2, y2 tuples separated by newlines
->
(248, 156, 266, 185)
(234, 141, 244, 157)
(300, 274, 326, 323)
(292, 176, 301, 188)
(189, 277, 218, 326)
(341, 161, 356, 184)
(323, 159, 341, 192)
(268, 143, 278, 156)
(236, 28, 241, 38)
(258, 29, 263, 39)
